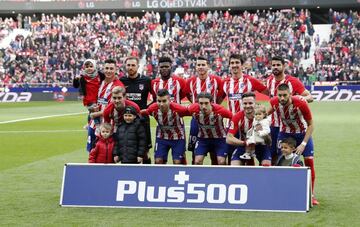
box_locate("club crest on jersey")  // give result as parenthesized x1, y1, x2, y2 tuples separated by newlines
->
(139, 84, 144, 90)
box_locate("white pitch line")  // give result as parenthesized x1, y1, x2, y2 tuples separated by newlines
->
(0, 129, 86, 133)
(0, 112, 87, 124)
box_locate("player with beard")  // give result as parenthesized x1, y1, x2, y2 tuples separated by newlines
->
(186, 57, 224, 165)
(266, 56, 313, 164)
(120, 56, 152, 164)
(222, 54, 269, 164)
(151, 56, 188, 164)
(268, 83, 318, 205)
(226, 92, 272, 166)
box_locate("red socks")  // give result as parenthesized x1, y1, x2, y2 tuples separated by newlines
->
(304, 158, 316, 194)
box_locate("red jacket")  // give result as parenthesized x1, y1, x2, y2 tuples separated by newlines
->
(88, 136, 115, 163)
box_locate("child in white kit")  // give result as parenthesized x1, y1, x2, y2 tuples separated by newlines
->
(241, 104, 271, 160)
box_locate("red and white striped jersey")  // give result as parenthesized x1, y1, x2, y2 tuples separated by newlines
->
(270, 96, 312, 134)
(90, 78, 124, 128)
(103, 100, 140, 132)
(97, 79, 124, 112)
(186, 74, 223, 103)
(266, 75, 306, 127)
(151, 75, 187, 104)
(228, 111, 253, 140)
(188, 103, 232, 139)
(144, 102, 189, 140)
(223, 75, 267, 114)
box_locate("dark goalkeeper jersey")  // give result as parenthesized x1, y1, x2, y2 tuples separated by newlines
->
(120, 74, 152, 109)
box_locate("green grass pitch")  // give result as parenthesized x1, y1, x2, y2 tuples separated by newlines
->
(1, 101, 360, 226)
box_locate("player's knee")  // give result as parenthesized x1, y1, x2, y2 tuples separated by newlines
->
(155, 159, 164, 164)
(217, 158, 226, 165)
(194, 158, 203, 165)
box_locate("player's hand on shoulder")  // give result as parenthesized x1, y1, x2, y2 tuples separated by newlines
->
(295, 144, 306, 155)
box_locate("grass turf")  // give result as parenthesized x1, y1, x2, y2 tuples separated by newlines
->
(0, 101, 360, 226)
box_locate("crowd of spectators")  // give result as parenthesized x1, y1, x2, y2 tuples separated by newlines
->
(155, 9, 315, 81)
(0, 9, 358, 88)
(0, 12, 160, 87)
(309, 10, 359, 84)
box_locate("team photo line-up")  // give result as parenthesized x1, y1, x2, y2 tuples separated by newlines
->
(74, 54, 318, 205)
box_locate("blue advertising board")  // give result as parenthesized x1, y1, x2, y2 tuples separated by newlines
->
(60, 164, 311, 212)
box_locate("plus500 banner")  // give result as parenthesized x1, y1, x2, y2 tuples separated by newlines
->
(60, 164, 310, 212)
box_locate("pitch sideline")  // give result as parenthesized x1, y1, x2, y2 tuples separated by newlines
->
(0, 112, 87, 124)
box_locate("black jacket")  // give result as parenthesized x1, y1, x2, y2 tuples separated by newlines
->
(113, 118, 146, 163)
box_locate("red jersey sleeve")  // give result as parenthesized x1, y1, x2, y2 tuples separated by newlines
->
(177, 77, 188, 100)
(213, 104, 232, 119)
(103, 103, 114, 123)
(150, 79, 157, 101)
(171, 102, 190, 117)
(290, 77, 306, 95)
(249, 76, 267, 92)
(269, 97, 279, 109)
(214, 76, 224, 100)
(145, 102, 159, 116)
(228, 112, 243, 135)
(187, 103, 200, 114)
(114, 79, 125, 88)
(185, 78, 194, 102)
(297, 99, 312, 121)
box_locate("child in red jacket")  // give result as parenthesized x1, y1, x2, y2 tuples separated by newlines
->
(73, 59, 105, 126)
(89, 123, 114, 163)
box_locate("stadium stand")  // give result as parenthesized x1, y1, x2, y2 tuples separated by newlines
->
(0, 9, 359, 87)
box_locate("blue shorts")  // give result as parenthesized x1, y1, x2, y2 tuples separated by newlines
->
(277, 132, 314, 157)
(227, 131, 240, 157)
(155, 138, 185, 161)
(231, 145, 271, 163)
(195, 138, 227, 157)
(86, 126, 96, 152)
(270, 126, 280, 156)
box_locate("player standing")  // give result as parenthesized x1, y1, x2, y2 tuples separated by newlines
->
(187, 93, 232, 165)
(141, 89, 190, 164)
(151, 56, 188, 164)
(120, 56, 152, 164)
(88, 59, 124, 151)
(186, 56, 224, 164)
(266, 56, 313, 164)
(226, 92, 272, 166)
(268, 83, 318, 205)
(223, 54, 269, 164)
